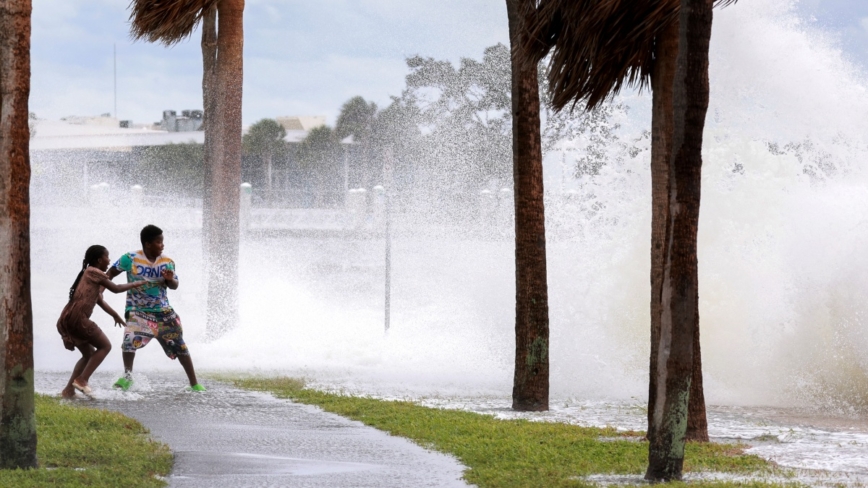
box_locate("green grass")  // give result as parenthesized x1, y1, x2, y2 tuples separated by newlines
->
(0, 394, 173, 487)
(229, 377, 797, 488)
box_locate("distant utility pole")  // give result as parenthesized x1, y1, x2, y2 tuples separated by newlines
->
(113, 43, 117, 118)
(383, 151, 394, 334)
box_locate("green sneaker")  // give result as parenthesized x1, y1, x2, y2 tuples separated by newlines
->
(188, 384, 207, 392)
(113, 375, 133, 391)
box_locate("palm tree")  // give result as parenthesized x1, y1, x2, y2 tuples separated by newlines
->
(130, 0, 245, 338)
(647, 8, 709, 447)
(335, 97, 377, 142)
(243, 118, 287, 199)
(521, 0, 733, 479)
(0, 0, 37, 468)
(645, 1, 714, 478)
(297, 126, 341, 206)
(335, 96, 377, 188)
(506, 0, 550, 412)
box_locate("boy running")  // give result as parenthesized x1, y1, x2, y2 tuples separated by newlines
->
(108, 224, 205, 392)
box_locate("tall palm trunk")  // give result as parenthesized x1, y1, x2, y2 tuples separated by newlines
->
(645, 0, 712, 481)
(678, 0, 710, 445)
(507, 0, 550, 412)
(0, 0, 37, 468)
(205, 0, 244, 338)
(647, 17, 678, 447)
(647, 17, 709, 445)
(687, 311, 708, 440)
(201, 5, 217, 275)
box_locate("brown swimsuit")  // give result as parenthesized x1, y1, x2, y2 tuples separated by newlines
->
(56, 267, 106, 350)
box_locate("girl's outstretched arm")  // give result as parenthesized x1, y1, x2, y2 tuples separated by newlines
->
(98, 276, 146, 294)
(97, 297, 126, 327)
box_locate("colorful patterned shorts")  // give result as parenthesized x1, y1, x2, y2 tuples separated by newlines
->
(122, 310, 189, 359)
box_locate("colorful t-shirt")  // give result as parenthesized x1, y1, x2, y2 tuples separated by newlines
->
(112, 251, 178, 314)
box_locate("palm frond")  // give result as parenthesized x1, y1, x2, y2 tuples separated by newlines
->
(129, 0, 218, 45)
(521, 0, 737, 112)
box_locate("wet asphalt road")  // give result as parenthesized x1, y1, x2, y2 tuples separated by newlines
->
(37, 372, 469, 487)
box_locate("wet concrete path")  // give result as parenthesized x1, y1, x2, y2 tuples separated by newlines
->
(37, 372, 469, 487)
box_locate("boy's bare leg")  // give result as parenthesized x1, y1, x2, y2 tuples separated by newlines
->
(122, 352, 135, 374)
(178, 355, 198, 387)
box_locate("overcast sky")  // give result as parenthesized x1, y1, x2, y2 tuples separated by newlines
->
(30, 0, 868, 127)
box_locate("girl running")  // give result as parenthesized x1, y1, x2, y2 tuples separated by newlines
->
(57, 245, 146, 397)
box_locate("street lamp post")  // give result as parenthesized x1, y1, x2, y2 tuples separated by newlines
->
(383, 151, 394, 334)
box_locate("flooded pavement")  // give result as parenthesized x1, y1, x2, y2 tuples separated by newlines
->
(36, 372, 469, 488)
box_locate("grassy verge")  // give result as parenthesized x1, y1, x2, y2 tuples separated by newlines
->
(230, 377, 795, 488)
(0, 394, 172, 488)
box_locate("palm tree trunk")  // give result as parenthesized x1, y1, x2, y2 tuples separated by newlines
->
(507, 0, 549, 412)
(645, 0, 712, 481)
(205, 0, 244, 339)
(201, 4, 217, 272)
(648, 15, 709, 448)
(647, 17, 678, 447)
(0, 0, 37, 468)
(681, 0, 710, 444)
(687, 319, 708, 441)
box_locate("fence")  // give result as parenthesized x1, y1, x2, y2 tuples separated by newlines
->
(35, 181, 600, 240)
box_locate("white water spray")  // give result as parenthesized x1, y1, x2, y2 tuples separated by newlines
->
(30, 0, 868, 416)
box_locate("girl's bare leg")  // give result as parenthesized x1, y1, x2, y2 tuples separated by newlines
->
(74, 330, 112, 386)
(63, 343, 94, 397)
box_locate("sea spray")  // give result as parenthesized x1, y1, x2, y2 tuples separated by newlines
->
(29, 0, 868, 414)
